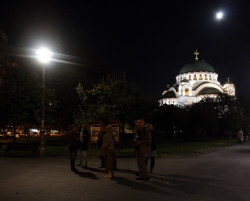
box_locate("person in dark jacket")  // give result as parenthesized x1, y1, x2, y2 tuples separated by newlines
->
(145, 124, 156, 173)
(69, 124, 80, 172)
(78, 123, 89, 167)
(135, 119, 151, 180)
(97, 124, 105, 168)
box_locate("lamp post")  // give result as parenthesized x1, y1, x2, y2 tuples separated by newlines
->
(36, 48, 53, 157)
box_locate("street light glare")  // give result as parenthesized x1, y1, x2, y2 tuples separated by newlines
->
(216, 12, 223, 20)
(36, 48, 53, 63)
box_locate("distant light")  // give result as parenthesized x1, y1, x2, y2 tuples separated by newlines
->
(36, 48, 53, 63)
(30, 128, 39, 132)
(216, 11, 223, 20)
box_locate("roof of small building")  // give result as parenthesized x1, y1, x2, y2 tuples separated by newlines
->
(162, 90, 176, 98)
(173, 83, 179, 90)
(179, 60, 216, 74)
(180, 79, 189, 83)
(224, 81, 233, 84)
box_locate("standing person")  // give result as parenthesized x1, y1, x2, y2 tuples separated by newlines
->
(101, 125, 115, 178)
(135, 119, 151, 180)
(78, 123, 89, 168)
(97, 124, 105, 168)
(237, 129, 243, 144)
(68, 124, 80, 172)
(145, 124, 156, 174)
(134, 123, 140, 176)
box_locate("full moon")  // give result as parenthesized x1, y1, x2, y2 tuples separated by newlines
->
(216, 12, 223, 20)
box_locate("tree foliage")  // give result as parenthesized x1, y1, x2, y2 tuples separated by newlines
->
(0, 63, 57, 141)
(155, 94, 245, 138)
(75, 73, 158, 126)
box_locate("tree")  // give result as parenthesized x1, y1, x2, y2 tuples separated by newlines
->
(156, 94, 245, 138)
(214, 94, 244, 135)
(75, 73, 157, 127)
(190, 98, 219, 137)
(0, 63, 57, 142)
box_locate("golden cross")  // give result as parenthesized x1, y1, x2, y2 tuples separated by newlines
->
(194, 50, 199, 60)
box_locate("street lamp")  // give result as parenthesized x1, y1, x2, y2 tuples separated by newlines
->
(36, 47, 53, 157)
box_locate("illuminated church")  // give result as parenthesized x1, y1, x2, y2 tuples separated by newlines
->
(160, 50, 235, 107)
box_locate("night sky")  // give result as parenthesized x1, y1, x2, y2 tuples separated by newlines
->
(0, 0, 249, 97)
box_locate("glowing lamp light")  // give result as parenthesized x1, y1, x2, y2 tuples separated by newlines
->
(36, 48, 53, 63)
(216, 12, 223, 20)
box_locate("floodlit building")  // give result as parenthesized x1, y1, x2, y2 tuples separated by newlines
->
(160, 50, 235, 107)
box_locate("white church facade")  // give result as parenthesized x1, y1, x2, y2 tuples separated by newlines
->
(160, 50, 235, 107)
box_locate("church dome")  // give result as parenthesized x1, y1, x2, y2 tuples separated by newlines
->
(179, 60, 216, 74)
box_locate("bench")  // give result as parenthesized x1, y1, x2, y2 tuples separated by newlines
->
(5, 143, 39, 156)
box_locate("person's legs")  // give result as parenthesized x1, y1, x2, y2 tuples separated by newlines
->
(79, 149, 83, 165)
(70, 151, 77, 171)
(145, 157, 149, 166)
(150, 157, 155, 173)
(104, 152, 113, 178)
(137, 153, 150, 179)
(83, 150, 87, 166)
(100, 155, 105, 168)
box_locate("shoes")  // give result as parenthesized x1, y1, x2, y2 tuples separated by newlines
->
(71, 168, 77, 172)
(136, 177, 143, 180)
(104, 175, 112, 178)
(77, 163, 82, 167)
(136, 177, 150, 181)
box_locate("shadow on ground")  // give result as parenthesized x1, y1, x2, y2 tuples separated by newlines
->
(111, 176, 169, 195)
(74, 170, 99, 180)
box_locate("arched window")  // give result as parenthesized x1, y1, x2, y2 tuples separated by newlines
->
(209, 75, 212, 80)
(205, 74, 207, 80)
(229, 89, 234, 95)
(189, 75, 191, 80)
(185, 88, 189, 95)
(194, 74, 197, 80)
(199, 74, 202, 80)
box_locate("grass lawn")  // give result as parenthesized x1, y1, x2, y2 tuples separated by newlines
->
(0, 135, 238, 157)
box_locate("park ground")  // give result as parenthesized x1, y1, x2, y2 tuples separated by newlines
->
(1, 136, 250, 200)
(0, 135, 238, 157)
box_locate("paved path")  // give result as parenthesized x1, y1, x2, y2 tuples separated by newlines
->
(1, 142, 250, 201)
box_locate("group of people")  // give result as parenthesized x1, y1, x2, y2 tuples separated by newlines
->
(68, 123, 116, 178)
(68, 119, 156, 181)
